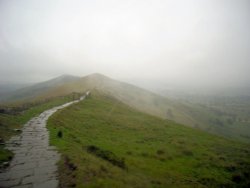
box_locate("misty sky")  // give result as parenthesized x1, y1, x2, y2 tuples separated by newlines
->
(0, 0, 249, 89)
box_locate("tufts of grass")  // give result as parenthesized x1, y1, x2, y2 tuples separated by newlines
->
(0, 146, 13, 165)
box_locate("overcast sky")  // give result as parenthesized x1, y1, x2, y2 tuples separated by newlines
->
(0, 0, 249, 90)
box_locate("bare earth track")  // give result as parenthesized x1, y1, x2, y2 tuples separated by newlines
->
(0, 94, 87, 188)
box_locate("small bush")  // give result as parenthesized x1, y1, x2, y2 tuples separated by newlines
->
(86, 145, 126, 169)
(156, 149, 165, 155)
(57, 130, 63, 138)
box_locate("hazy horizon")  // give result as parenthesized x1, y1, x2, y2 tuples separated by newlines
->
(0, 0, 250, 91)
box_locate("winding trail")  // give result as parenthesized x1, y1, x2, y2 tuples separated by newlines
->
(0, 93, 88, 188)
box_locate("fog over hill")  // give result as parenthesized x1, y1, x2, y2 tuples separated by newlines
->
(0, 0, 250, 94)
(1, 1, 250, 187)
(0, 73, 249, 143)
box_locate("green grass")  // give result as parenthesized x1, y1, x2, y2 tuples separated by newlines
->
(48, 91, 250, 187)
(0, 146, 12, 164)
(0, 93, 82, 164)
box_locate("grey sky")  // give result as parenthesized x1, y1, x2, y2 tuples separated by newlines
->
(0, 0, 249, 90)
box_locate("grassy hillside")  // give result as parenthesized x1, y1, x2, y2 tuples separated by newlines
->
(48, 91, 250, 188)
(44, 73, 250, 143)
(0, 93, 82, 164)
(43, 74, 200, 126)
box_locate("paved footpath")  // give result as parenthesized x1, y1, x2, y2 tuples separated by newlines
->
(0, 94, 87, 188)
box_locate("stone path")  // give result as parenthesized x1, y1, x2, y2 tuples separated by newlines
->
(0, 93, 88, 188)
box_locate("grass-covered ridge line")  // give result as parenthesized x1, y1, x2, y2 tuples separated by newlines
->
(48, 91, 250, 187)
(0, 93, 82, 164)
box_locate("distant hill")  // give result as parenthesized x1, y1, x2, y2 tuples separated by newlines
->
(0, 83, 33, 100)
(0, 74, 80, 102)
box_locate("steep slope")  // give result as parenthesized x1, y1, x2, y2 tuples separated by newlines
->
(1, 74, 80, 102)
(48, 91, 250, 187)
(41, 73, 199, 127)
